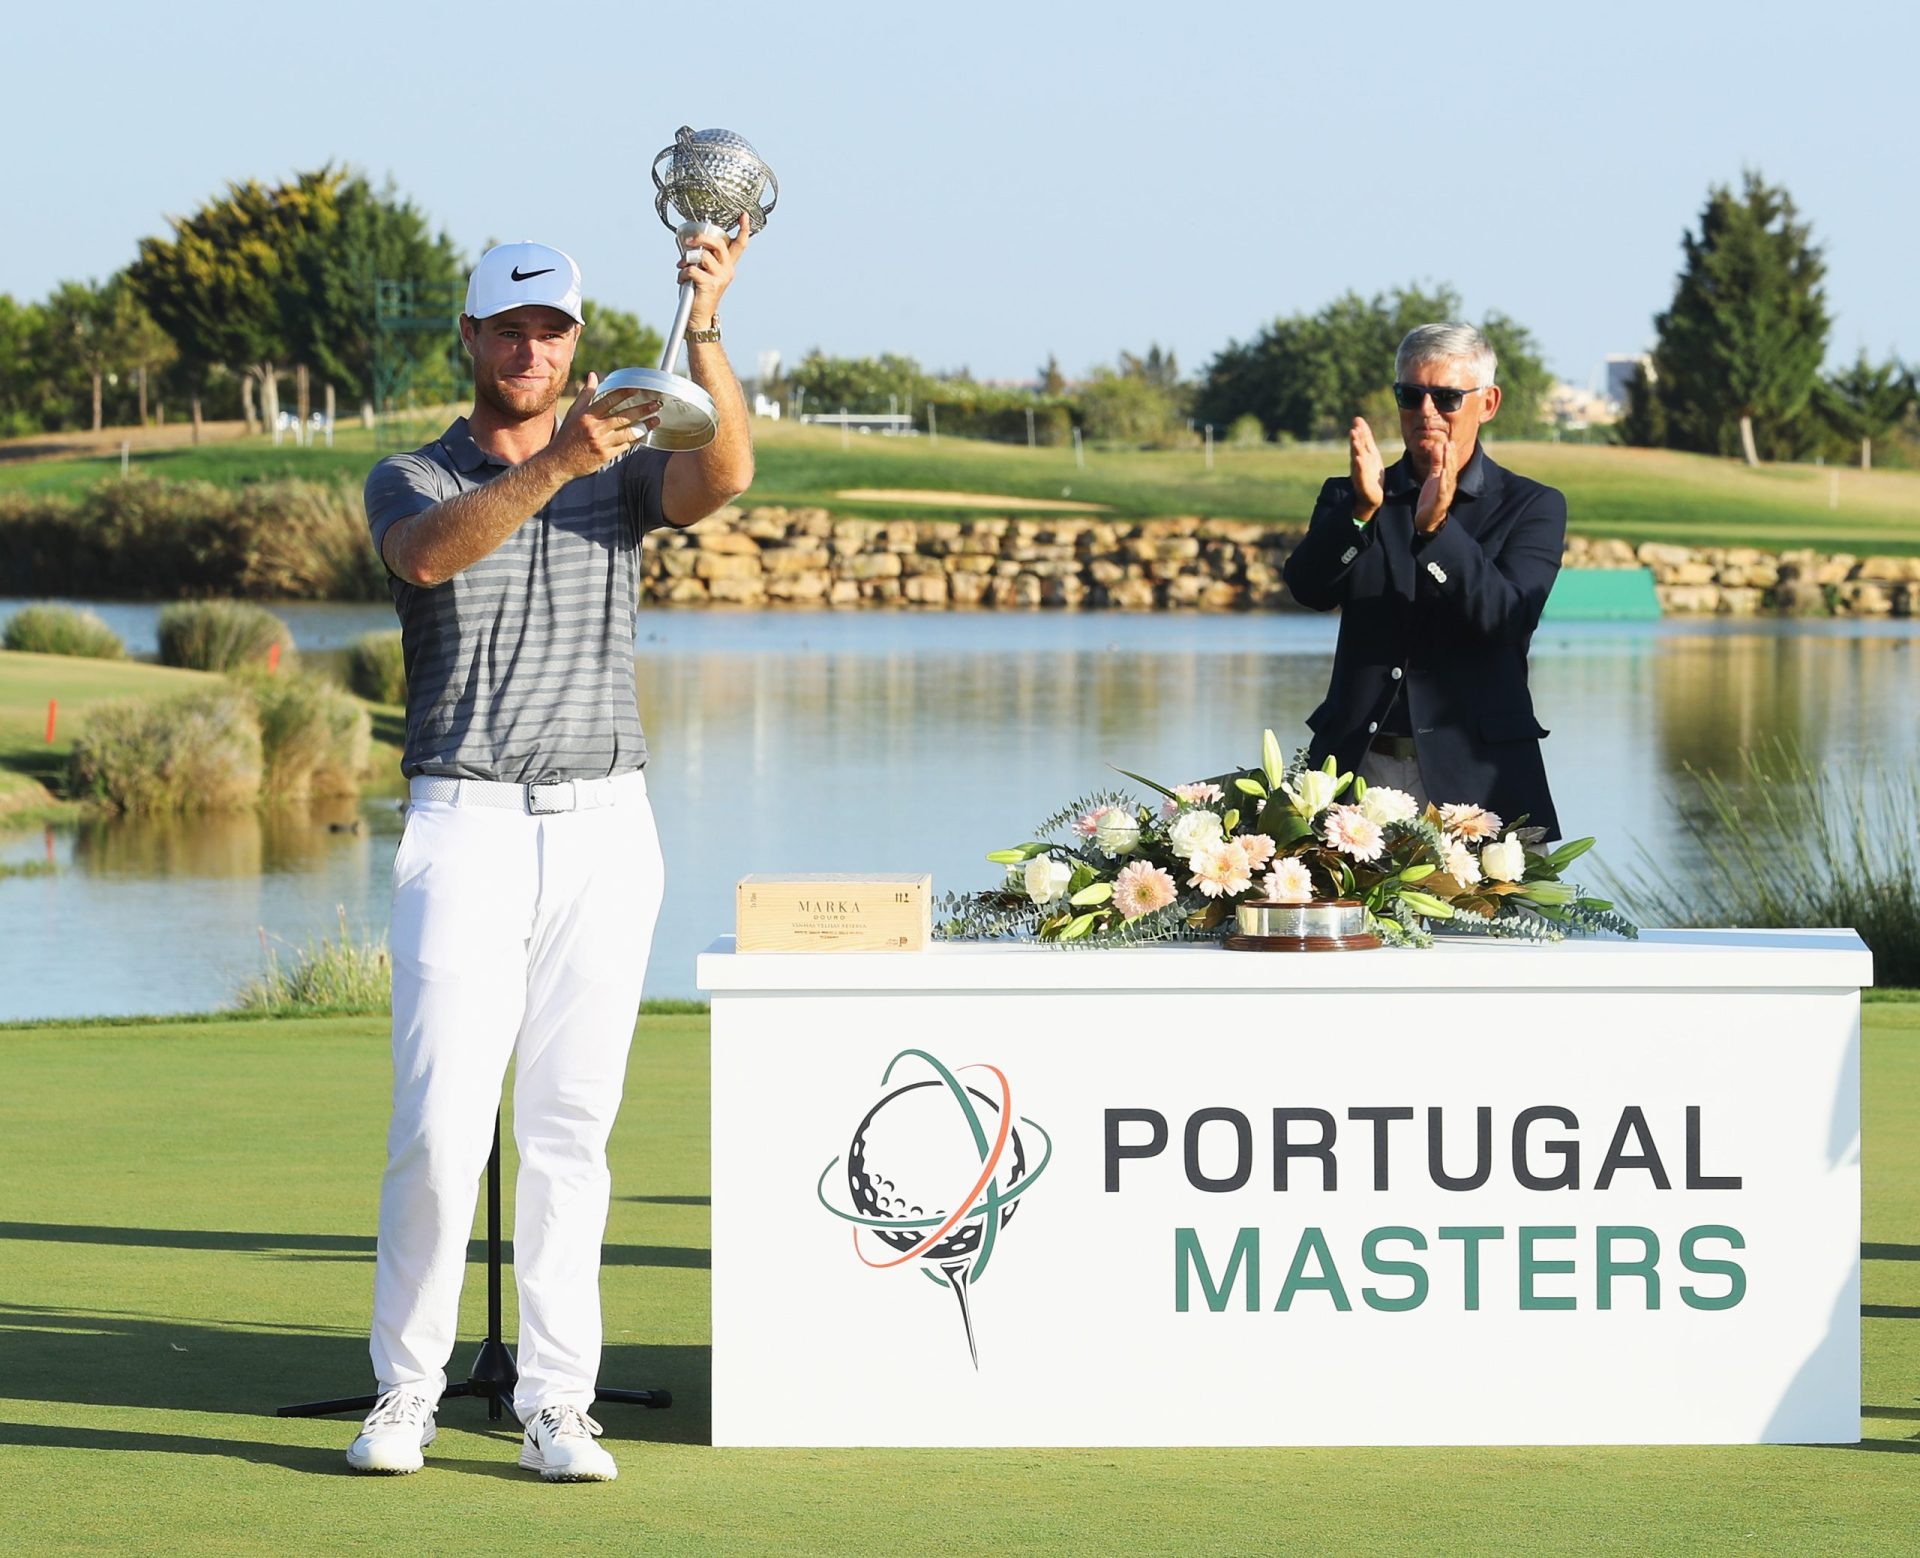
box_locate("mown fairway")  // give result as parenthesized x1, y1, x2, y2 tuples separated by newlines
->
(6, 420, 1919, 554)
(0, 1007, 1914, 1554)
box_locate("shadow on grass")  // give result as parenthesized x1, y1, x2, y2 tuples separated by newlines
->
(1861, 1305, 1920, 1321)
(1863, 1243, 1920, 1261)
(0, 1303, 712, 1445)
(621, 1195, 710, 1207)
(0, 1221, 708, 1270)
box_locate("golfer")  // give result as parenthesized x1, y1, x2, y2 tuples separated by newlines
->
(346, 227, 754, 1480)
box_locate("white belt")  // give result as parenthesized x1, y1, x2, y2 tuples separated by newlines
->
(408, 770, 645, 815)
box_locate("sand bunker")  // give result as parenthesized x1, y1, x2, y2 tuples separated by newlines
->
(835, 488, 1112, 512)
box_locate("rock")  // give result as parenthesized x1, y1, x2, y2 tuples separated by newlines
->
(841, 552, 902, 580)
(696, 552, 761, 581)
(707, 575, 766, 605)
(657, 577, 710, 604)
(904, 573, 950, 605)
(766, 572, 829, 602)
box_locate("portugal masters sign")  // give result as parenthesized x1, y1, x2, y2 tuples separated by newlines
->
(704, 933, 1865, 1448)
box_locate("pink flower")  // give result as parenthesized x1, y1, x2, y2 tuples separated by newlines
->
(1160, 781, 1225, 817)
(1073, 808, 1103, 838)
(1187, 840, 1254, 899)
(1113, 860, 1178, 919)
(1262, 857, 1315, 904)
(1440, 803, 1503, 841)
(1440, 839, 1483, 885)
(1321, 805, 1386, 862)
(1238, 833, 1276, 870)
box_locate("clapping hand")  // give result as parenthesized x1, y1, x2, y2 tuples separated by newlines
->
(1349, 418, 1385, 524)
(1415, 435, 1456, 535)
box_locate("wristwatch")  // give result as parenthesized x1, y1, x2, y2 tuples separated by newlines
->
(686, 320, 722, 345)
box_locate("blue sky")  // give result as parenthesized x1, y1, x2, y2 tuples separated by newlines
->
(8, 0, 1911, 391)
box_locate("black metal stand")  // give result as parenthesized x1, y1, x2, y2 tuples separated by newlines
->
(278, 1111, 672, 1421)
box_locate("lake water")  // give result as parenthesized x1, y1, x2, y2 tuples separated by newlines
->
(3, 601, 1917, 1021)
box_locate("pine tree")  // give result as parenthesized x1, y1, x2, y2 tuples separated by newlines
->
(1646, 171, 1829, 464)
(1814, 352, 1913, 469)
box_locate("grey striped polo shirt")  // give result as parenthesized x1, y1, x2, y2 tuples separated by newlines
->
(364, 417, 672, 784)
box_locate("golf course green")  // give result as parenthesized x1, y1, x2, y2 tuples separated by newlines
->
(1, 1007, 1914, 1553)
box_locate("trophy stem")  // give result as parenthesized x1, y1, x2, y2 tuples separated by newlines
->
(659, 280, 699, 372)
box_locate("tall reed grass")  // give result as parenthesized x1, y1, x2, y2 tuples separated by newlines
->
(2, 603, 126, 659)
(233, 908, 391, 1014)
(0, 477, 386, 600)
(347, 630, 406, 705)
(1603, 740, 1920, 986)
(238, 671, 372, 799)
(157, 601, 294, 673)
(68, 685, 263, 812)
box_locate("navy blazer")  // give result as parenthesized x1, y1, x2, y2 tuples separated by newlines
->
(1281, 446, 1565, 839)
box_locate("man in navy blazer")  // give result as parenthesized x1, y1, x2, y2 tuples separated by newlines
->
(1282, 323, 1565, 838)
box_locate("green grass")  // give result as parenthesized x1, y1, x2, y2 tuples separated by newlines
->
(8, 420, 1920, 554)
(0, 1009, 1913, 1554)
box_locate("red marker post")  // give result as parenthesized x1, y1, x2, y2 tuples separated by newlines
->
(266, 641, 282, 675)
(45, 699, 57, 744)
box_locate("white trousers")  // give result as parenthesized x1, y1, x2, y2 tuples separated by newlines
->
(369, 770, 664, 1420)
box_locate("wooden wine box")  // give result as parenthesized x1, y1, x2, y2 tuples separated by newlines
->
(734, 873, 932, 952)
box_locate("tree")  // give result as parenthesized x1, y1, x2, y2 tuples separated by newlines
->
(786, 351, 927, 414)
(0, 294, 44, 435)
(129, 167, 463, 431)
(1038, 353, 1066, 395)
(1194, 285, 1546, 442)
(1814, 352, 1913, 469)
(576, 300, 664, 389)
(1642, 171, 1830, 465)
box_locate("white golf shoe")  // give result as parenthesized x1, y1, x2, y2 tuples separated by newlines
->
(345, 1388, 437, 1474)
(519, 1404, 618, 1482)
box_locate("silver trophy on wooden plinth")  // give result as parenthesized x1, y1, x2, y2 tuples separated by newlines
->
(592, 126, 778, 450)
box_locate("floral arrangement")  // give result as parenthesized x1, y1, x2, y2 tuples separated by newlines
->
(936, 728, 1635, 948)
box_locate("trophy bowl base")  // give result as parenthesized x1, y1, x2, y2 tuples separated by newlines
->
(1225, 898, 1381, 952)
(1222, 931, 1383, 953)
(591, 368, 718, 452)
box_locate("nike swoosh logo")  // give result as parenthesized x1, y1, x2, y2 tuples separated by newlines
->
(510, 266, 555, 282)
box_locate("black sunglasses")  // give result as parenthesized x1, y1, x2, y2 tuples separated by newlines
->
(1392, 382, 1485, 414)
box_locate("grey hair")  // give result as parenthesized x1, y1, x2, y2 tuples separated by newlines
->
(1395, 323, 1497, 387)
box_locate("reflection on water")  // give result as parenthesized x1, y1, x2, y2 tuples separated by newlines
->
(2, 613, 1916, 1020)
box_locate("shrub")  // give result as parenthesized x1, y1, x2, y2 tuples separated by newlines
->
(347, 630, 407, 704)
(69, 685, 262, 812)
(0, 477, 386, 601)
(234, 907, 391, 1014)
(1604, 740, 1920, 986)
(1226, 414, 1267, 448)
(237, 671, 372, 800)
(3, 603, 126, 659)
(157, 601, 295, 673)
(246, 480, 388, 601)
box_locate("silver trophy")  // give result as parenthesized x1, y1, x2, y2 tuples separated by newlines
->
(592, 126, 778, 450)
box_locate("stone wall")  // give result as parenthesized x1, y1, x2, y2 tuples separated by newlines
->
(642, 508, 1917, 617)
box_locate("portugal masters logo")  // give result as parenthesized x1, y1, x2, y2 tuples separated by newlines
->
(817, 1049, 1052, 1368)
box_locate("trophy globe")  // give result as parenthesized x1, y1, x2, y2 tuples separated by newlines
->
(592, 127, 778, 451)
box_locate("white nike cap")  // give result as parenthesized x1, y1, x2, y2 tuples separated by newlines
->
(463, 241, 584, 324)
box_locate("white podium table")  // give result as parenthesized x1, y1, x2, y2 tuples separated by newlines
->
(698, 929, 1869, 1447)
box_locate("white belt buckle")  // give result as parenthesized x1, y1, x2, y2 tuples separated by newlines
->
(527, 780, 575, 815)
